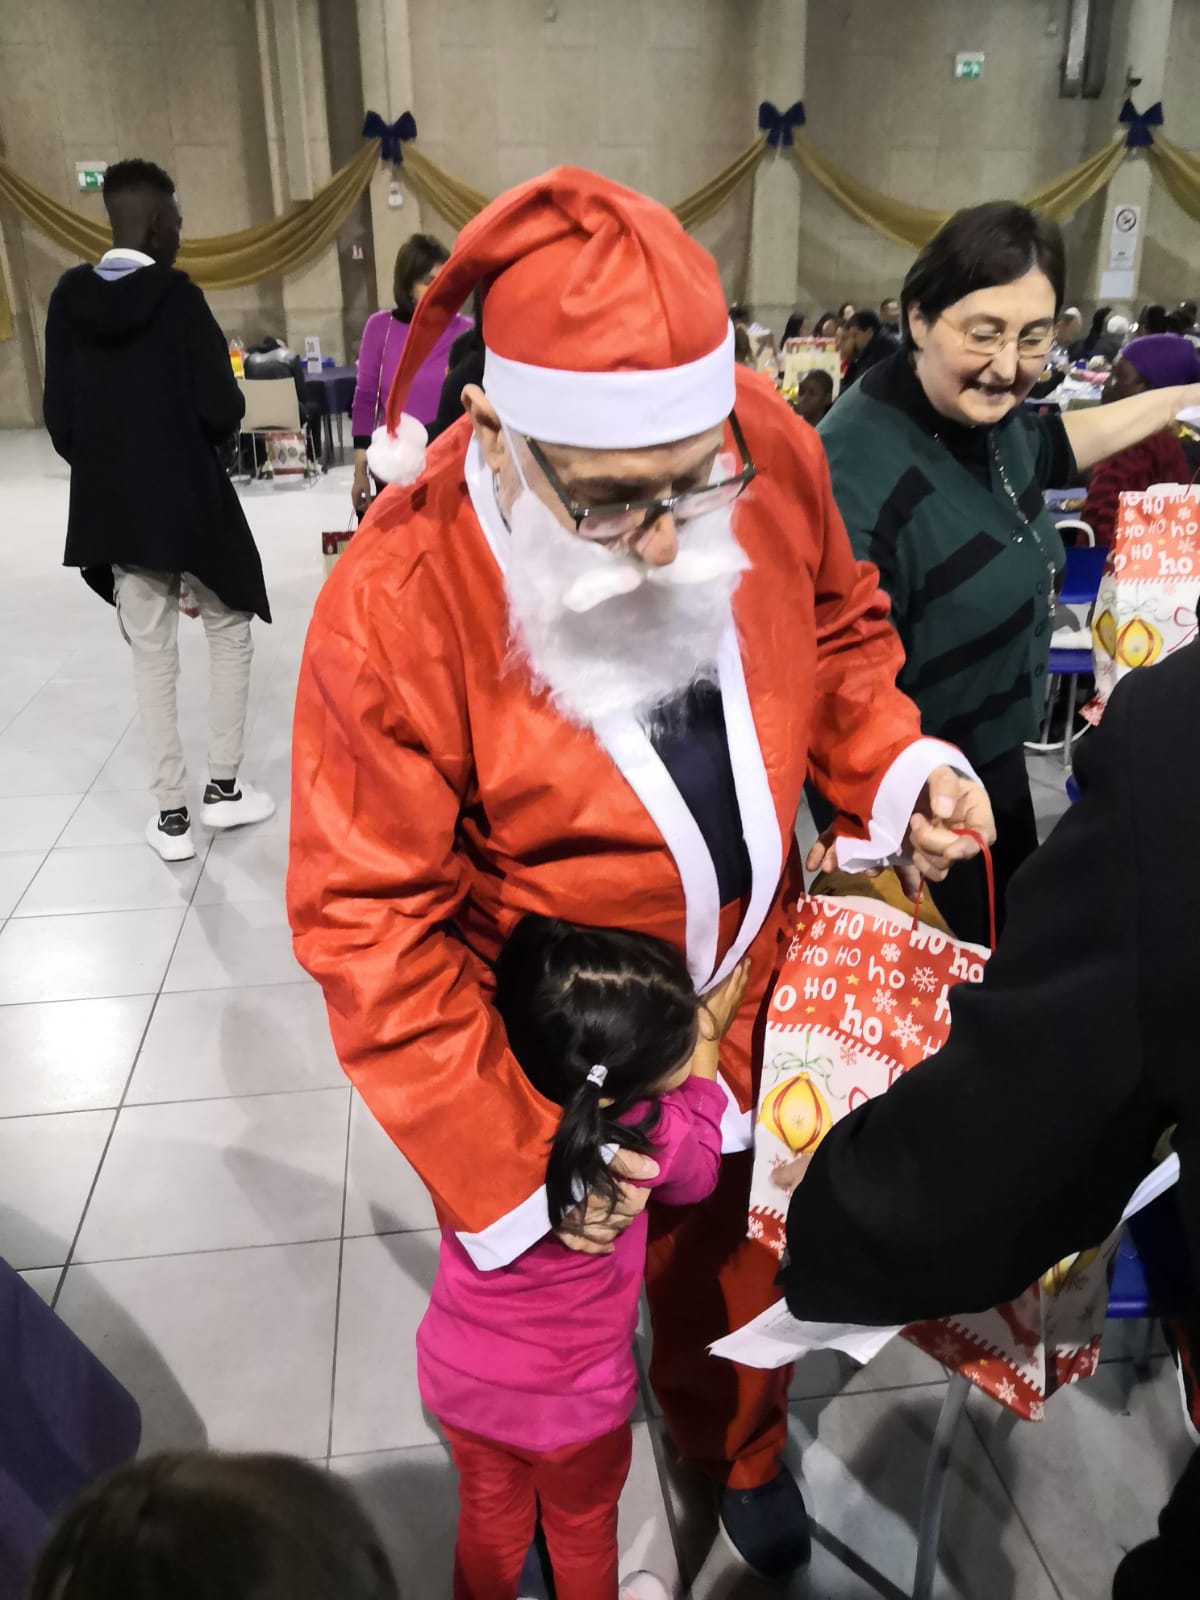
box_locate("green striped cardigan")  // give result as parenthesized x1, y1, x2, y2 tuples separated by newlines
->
(818, 382, 1066, 769)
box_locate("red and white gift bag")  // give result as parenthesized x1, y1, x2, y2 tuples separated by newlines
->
(748, 891, 1117, 1419)
(1088, 484, 1200, 722)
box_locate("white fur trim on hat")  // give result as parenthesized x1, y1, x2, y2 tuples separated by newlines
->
(483, 324, 736, 448)
(366, 412, 428, 485)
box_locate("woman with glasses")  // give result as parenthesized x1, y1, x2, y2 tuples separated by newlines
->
(816, 201, 1200, 944)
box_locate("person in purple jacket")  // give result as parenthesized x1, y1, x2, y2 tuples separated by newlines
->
(350, 234, 472, 516)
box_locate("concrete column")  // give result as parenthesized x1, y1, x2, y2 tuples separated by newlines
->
(355, 0, 425, 312)
(1081, 0, 1174, 313)
(255, 0, 346, 357)
(746, 0, 808, 337)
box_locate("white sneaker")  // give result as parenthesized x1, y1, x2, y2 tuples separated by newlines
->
(146, 810, 196, 862)
(620, 1574, 672, 1600)
(200, 780, 276, 830)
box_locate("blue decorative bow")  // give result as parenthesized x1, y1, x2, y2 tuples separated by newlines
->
(362, 110, 418, 163)
(1118, 99, 1163, 148)
(758, 100, 806, 148)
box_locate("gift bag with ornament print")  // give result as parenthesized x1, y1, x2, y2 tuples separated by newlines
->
(747, 878, 1119, 1420)
(1088, 483, 1200, 722)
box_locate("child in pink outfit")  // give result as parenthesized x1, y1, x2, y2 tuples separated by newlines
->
(417, 915, 747, 1600)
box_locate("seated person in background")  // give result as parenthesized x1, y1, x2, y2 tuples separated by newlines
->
(1083, 334, 1200, 543)
(28, 1451, 400, 1600)
(812, 310, 840, 338)
(1092, 311, 1130, 364)
(734, 323, 755, 366)
(1049, 304, 1082, 367)
(1139, 303, 1170, 335)
(879, 297, 901, 339)
(242, 337, 321, 458)
(835, 309, 898, 395)
(794, 368, 834, 426)
(779, 644, 1200, 1600)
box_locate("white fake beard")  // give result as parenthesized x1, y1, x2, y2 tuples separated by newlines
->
(503, 488, 750, 729)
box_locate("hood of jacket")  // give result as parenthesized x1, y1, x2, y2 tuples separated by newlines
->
(54, 262, 190, 346)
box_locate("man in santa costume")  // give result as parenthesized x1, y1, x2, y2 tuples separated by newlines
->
(289, 167, 993, 1579)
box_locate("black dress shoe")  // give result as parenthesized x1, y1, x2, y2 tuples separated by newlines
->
(719, 1466, 811, 1579)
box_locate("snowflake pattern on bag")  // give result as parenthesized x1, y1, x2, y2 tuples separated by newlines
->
(746, 892, 1116, 1420)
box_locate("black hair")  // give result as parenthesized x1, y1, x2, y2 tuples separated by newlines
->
(900, 201, 1065, 352)
(837, 301, 855, 319)
(728, 303, 751, 326)
(392, 233, 449, 321)
(27, 1451, 400, 1600)
(847, 309, 880, 335)
(1164, 309, 1191, 336)
(782, 311, 807, 342)
(102, 158, 175, 206)
(880, 296, 900, 313)
(1140, 303, 1169, 334)
(799, 368, 834, 396)
(1181, 300, 1198, 322)
(733, 324, 753, 364)
(813, 310, 839, 337)
(494, 916, 701, 1229)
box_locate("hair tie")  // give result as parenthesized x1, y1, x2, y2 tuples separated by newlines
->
(586, 1063, 608, 1089)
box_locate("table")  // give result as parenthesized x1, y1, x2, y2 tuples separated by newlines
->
(304, 365, 357, 467)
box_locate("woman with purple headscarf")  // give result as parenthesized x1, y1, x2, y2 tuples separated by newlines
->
(1084, 334, 1200, 543)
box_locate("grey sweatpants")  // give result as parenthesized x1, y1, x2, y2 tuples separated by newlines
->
(113, 567, 254, 811)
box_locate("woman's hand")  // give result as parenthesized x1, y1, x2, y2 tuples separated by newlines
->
(351, 465, 372, 517)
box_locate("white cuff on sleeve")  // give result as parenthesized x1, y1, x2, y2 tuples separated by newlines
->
(455, 1184, 552, 1271)
(833, 739, 981, 875)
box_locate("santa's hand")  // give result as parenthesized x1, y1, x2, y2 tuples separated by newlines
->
(905, 766, 995, 882)
(553, 1148, 659, 1256)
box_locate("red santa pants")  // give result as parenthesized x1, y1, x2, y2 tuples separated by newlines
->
(442, 1420, 632, 1600)
(645, 1148, 791, 1490)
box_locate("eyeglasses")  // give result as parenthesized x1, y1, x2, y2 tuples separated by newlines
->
(940, 316, 1056, 360)
(523, 413, 756, 540)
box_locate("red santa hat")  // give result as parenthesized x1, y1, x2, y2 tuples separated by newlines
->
(367, 165, 735, 484)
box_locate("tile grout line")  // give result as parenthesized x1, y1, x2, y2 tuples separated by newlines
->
(50, 812, 225, 1310)
(962, 1403, 1066, 1600)
(326, 1091, 356, 1460)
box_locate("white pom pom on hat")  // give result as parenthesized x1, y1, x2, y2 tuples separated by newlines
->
(366, 411, 428, 485)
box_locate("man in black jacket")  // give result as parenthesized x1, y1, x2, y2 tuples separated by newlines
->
(781, 643, 1200, 1595)
(836, 309, 898, 395)
(43, 159, 273, 862)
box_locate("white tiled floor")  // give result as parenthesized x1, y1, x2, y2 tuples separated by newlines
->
(0, 429, 1190, 1598)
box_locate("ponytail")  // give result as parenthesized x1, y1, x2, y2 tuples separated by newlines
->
(544, 1081, 655, 1230)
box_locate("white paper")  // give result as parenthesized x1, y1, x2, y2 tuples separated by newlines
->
(1121, 1154, 1180, 1222)
(709, 1299, 900, 1370)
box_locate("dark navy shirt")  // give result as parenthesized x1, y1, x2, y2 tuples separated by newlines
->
(649, 681, 751, 906)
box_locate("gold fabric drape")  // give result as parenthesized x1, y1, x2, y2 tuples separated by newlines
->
(1148, 135, 1200, 224)
(0, 141, 378, 340)
(400, 135, 770, 236)
(672, 136, 769, 231)
(399, 145, 490, 233)
(788, 134, 1129, 251)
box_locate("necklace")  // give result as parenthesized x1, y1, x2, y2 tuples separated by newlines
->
(986, 432, 1058, 593)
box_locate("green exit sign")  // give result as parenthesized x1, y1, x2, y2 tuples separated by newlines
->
(76, 165, 107, 192)
(955, 52, 985, 79)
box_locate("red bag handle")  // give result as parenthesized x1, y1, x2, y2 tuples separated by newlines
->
(911, 828, 996, 953)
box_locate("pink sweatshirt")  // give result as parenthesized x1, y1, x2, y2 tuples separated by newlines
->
(417, 1076, 725, 1453)
(350, 309, 472, 440)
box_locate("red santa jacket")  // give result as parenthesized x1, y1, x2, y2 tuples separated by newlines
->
(288, 371, 929, 1267)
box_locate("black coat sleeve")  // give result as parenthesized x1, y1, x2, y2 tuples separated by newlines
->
(42, 284, 73, 461)
(781, 670, 1164, 1326)
(183, 284, 245, 443)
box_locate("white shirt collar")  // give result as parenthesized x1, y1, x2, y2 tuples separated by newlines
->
(99, 248, 156, 268)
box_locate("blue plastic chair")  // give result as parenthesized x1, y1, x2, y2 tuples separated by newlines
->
(1028, 543, 1109, 769)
